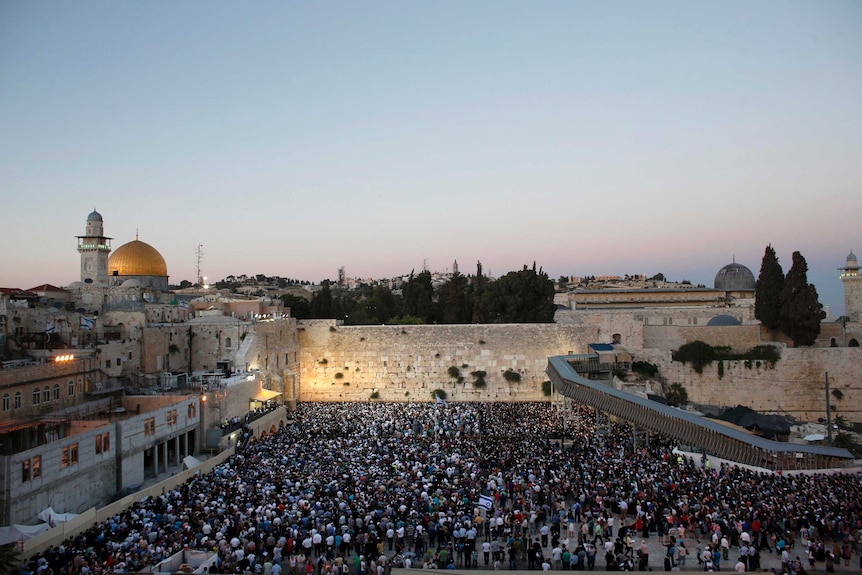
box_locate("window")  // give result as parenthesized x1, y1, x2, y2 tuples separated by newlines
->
(102, 433, 110, 452)
(70, 443, 78, 464)
(128, 351, 132, 360)
(188, 403, 197, 419)
(166, 409, 178, 426)
(42, 387, 50, 403)
(225, 337, 232, 348)
(2, 394, 9, 412)
(61, 446, 69, 468)
(105, 360, 110, 369)
(33, 456, 41, 479)
(14, 392, 21, 409)
(22, 459, 31, 482)
(53, 384, 60, 401)
(116, 358, 121, 367)
(68, 380, 75, 396)
(33, 388, 41, 405)
(145, 417, 156, 435)
(96, 435, 102, 454)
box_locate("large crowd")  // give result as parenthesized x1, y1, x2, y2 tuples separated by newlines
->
(20, 402, 862, 575)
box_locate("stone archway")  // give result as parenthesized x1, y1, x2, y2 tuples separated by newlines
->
(849, 338, 859, 347)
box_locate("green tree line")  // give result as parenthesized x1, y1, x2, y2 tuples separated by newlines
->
(282, 262, 557, 325)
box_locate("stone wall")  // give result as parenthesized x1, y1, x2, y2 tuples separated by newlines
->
(642, 325, 762, 350)
(637, 346, 862, 422)
(297, 319, 861, 425)
(247, 319, 302, 400)
(297, 321, 600, 402)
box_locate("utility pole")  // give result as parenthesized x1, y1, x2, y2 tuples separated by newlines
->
(825, 372, 833, 446)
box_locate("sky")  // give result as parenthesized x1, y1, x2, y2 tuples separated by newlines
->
(1, 1, 860, 315)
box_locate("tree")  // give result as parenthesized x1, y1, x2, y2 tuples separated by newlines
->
(478, 263, 556, 323)
(779, 251, 826, 347)
(755, 244, 784, 331)
(665, 383, 688, 405)
(280, 294, 311, 319)
(471, 261, 487, 323)
(439, 272, 470, 324)
(401, 270, 435, 323)
(309, 280, 333, 318)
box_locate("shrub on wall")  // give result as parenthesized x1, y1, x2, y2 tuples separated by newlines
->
(632, 361, 659, 378)
(665, 383, 689, 405)
(542, 381, 552, 396)
(471, 370, 487, 388)
(370, 391, 380, 399)
(675, 341, 781, 374)
(503, 369, 521, 383)
(447, 366, 461, 379)
(318, 358, 328, 365)
(334, 372, 344, 379)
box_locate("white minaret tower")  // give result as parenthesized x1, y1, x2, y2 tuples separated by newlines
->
(840, 251, 862, 323)
(77, 209, 112, 283)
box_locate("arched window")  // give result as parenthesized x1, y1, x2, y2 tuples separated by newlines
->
(225, 337, 232, 348)
(850, 338, 860, 347)
(33, 388, 41, 405)
(2, 394, 9, 412)
(42, 387, 50, 403)
(14, 392, 22, 409)
(53, 384, 60, 400)
(830, 338, 837, 347)
(68, 380, 75, 396)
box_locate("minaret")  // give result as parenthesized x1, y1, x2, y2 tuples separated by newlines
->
(840, 251, 861, 323)
(77, 209, 112, 283)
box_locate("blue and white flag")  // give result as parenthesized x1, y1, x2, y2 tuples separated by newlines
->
(45, 321, 56, 335)
(178, 300, 190, 310)
(80, 316, 95, 331)
(435, 394, 448, 406)
(476, 494, 494, 510)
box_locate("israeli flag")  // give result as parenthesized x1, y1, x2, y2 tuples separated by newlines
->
(45, 321, 56, 335)
(435, 394, 448, 406)
(476, 494, 494, 510)
(80, 316, 95, 331)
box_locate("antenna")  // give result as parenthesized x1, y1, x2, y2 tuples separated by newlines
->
(195, 244, 204, 286)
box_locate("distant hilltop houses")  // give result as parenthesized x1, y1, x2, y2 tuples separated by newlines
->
(0, 209, 860, 531)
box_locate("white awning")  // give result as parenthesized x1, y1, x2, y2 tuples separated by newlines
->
(251, 388, 281, 401)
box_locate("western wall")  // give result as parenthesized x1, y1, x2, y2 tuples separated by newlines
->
(295, 312, 862, 425)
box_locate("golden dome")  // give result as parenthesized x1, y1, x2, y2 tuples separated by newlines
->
(108, 239, 168, 277)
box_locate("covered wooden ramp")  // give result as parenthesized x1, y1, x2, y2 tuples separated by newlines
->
(547, 355, 854, 471)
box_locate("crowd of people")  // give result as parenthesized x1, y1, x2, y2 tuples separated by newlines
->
(19, 402, 862, 575)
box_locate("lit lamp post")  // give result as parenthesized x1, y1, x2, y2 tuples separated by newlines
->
(825, 372, 833, 446)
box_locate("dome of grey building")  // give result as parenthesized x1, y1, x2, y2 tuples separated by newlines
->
(714, 261, 755, 291)
(87, 209, 103, 222)
(707, 314, 742, 326)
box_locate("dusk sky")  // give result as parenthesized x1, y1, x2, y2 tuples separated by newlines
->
(1, 2, 860, 315)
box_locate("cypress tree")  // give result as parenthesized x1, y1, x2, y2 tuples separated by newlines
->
(755, 244, 784, 331)
(779, 251, 826, 347)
